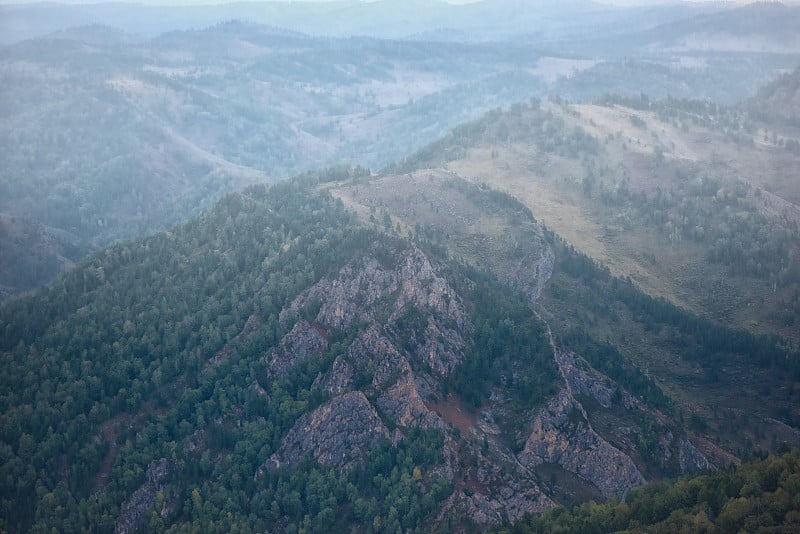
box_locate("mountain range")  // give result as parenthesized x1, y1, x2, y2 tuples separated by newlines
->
(1, 2, 800, 532)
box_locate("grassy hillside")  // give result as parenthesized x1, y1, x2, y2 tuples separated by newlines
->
(391, 96, 800, 341)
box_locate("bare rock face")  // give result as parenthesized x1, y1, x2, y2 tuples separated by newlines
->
(313, 356, 354, 396)
(115, 459, 171, 534)
(411, 316, 465, 377)
(679, 437, 715, 473)
(377, 374, 444, 430)
(265, 319, 327, 378)
(556, 349, 622, 409)
(459, 482, 553, 525)
(519, 389, 646, 499)
(282, 243, 467, 339)
(268, 392, 391, 471)
(348, 326, 409, 389)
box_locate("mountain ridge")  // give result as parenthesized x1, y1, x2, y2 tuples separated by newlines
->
(5, 168, 791, 531)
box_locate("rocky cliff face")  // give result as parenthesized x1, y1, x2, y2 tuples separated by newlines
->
(265, 319, 328, 379)
(262, 243, 459, 473)
(251, 201, 724, 526)
(513, 327, 722, 502)
(268, 391, 392, 471)
(518, 388, 646, 499)
(115, 459, 172, 534)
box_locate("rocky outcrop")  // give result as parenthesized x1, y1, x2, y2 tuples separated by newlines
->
(377, 374, 444, 430)
(678, 437, 715, 473)
(410, 316, 465, 377)
(555, 348, 637, 410)
(519, 389, 646, 499)
(260, 229, 718, 525)
(282, 243, 467, 338)
(458, 481, 553, 525)
(347, 326, 409, 389)
(115, 459, 171, 534)
(267, 392, 391, 471)
(265, 319, 327, 378)
(313, 356, 354, 396)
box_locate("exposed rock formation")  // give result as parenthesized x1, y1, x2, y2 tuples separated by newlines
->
(268, 392, 391, 471)
(348, 326, 410, 389)
(678, 437, 715, 473)
(258, 226, 723, 526)
(377, 374, 444, 430)
(282, 242, 467, 337)
(555, 346, 638, 411)
(312, 356, 354, 396)
(519, 389, 645, 499)
(115, 459, 171, 534)
(265, 319, 327, 378)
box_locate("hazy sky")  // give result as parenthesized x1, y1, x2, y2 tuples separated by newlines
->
(0, 0, 786, 7)
(0, 0, 757, 5)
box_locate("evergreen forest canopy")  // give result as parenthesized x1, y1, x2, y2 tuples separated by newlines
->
(2, 1, 800, 532)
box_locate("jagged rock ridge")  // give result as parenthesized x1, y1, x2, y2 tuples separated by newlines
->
(247, 202, 725, 526)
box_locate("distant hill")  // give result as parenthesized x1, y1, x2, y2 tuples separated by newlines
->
(0, 0, 750, 45)
(0, 23, 547, 272)
(565, 2, 800, 56)
(646, 2, 800, 53)
(5, 20, 795, 298)
(748, 65, 800, 126)
(0, 213, 88, 300)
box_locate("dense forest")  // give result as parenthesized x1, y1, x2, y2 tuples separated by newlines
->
(0, 169, 562, 532)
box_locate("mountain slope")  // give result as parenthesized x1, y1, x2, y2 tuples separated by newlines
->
(391, 97, 800, 341)
(2, 168, 798, 532)
(497, 449, 800, 534)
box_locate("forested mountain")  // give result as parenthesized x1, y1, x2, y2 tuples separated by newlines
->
(1, 167, 798, 532)
(2, 2, 800, 533)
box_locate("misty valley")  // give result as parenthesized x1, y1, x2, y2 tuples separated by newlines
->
(2, 1, 800, 532)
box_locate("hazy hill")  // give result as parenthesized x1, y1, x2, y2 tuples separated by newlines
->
(749, 65, 800, 126)
(5, 20, 796, 299)
(0, 22, 550, 297)
(391, 96, 800, 342)
(564, 2, 800, 56)
(0, 0, 723, 45)
(1, 168, 797, 532)
(644, 2, 800, 54)
(0, 213, 88, 300)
